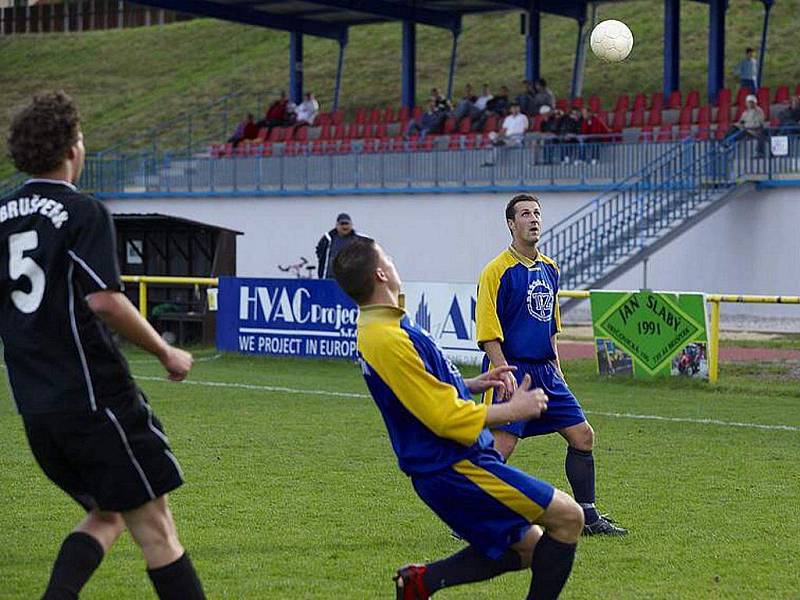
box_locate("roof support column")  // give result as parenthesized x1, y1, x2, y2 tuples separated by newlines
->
(401, 20, 416, 109)
(524, 1, 541, 82)
(707, 0, 726, 104)
(332, 34, 347, 112)
(757, 0, 773, 89)
(569, 4, 590, 100)
(290, 30, 303, 105)
(446, 28, 460, 100)
(663, 0, 680, 96)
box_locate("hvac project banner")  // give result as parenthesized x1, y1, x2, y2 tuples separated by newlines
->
(215, 277, 485, 364)
(216, 277, 359, 359)
(590, 290, 709, 379)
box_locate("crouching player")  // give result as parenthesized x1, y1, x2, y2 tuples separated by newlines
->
(333, 238, 584, 600)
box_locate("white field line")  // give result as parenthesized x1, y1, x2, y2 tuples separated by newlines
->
(132, 375, 800, 433)
(126, 353, 223, 365)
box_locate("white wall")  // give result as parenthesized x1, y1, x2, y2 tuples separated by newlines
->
(104, 187, 800, 324)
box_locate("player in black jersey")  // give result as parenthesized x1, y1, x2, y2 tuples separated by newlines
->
(1, 92, 205, 599)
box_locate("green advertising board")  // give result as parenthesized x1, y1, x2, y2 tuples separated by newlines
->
(590, 290, 709, 379)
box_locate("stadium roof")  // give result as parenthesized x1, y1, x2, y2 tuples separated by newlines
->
(130, 0, 627, 40)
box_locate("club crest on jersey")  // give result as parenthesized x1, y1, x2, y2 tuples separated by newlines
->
(526, 279, 554, 322)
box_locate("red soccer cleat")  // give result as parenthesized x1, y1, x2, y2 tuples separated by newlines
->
(394, 564, 430, 599)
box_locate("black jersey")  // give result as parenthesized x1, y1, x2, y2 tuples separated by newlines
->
(0, 179, 136, 415)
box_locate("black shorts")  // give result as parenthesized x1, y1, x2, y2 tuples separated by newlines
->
(22, 389, 184, 512)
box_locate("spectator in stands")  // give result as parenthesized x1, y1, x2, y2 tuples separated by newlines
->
(724, 94, 767, 156)
(539, 105, 560, 164)
(452, 84, 479, 121)
(295, 92, 319, 126)
(516, 80, 537, 115)
(580, 107, 610, 164)
(316, 213, 364, 279)
(227, 113, 259, 147)
(531, 78, 556, 114)
(777, 96, 800, 130)
(482, 102, 529, 166)
(405, 99, 443, 140)
(259, 91, 290, 130)
(734, 48, 758, 94)
(558, 108, 584, 163)
(475, 84, 493, 112)
(431, 87, 453, 113)
(485, 85, 510, 115)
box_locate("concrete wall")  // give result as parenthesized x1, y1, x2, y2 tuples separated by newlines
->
(104, 186, 800, 325)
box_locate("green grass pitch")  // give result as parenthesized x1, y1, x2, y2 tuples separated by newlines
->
(1, 350, 798, 598)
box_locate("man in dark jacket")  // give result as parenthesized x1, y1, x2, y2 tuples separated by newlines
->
(316, 213, 364, 279)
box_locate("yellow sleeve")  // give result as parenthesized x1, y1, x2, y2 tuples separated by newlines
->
(361, 325, 487, 446)
(476, 264, 504, 345)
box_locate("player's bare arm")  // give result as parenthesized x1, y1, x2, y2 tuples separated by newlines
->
(485, 374, 548, 426)
(464, 365, 517, 395)
(86, 290, 193, 381)
(483, 339, 517, 397)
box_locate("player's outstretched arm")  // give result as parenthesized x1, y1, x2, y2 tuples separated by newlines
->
(485, 374, 548, 426)
(86, 290, 193, 381)
(464, 365, 517, 395)
(483, 339, 517, 398)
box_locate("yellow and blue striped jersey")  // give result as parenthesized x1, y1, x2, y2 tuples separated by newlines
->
(476, 246, 561, 361)
(357, 305, 493, 475)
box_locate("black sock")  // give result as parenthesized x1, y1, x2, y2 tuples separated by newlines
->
(42, 532, 104, 600)
(527, 533, 577, 600)
(422, 545, 522, 593)
(147, 552, 205, 600)
(565, 447, 600, 524)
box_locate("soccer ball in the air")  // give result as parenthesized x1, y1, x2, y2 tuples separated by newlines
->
(590, 19, 634, 62)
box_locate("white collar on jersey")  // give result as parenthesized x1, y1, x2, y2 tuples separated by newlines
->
(25, 178, 78, 192)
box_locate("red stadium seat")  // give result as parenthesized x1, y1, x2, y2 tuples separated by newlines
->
(667, 91, 682, 109)
(421, 137, 434, 151)
(531, 114, 544, 131)
(448, 134, 464, 150)
(571, 97, 584, 109)
(716, 88, 731, 109)
(310, 140, 326, 155)
(775, 85, 790, 104)
(629, 106, 645, 127)
(261, 142, 272, 156)
(338, 139, 352, 154)
(556, 98, 568, 112)
(317, 112, 332, 126)
(331, 111, 344, 125)
(397, 107, 410, 121)
(611, 108, 627, 132)
(458, 117, 472, 134)
(640, 125, 654, 142)
(482, 115, 498, 133)
(267, 127, 284, 143)
(757, 88, 771, 118)
(367, 108, 381, 124)
(614, 94, 630, 113)
(248, 143, 262, 157)
(647, 105, 662, 127)
(697, 105, 711, 126)
(354, 107, 366, 124)
(374, 123, 388, 139)
(412, 106, 423, 121)
(715, 126, 728, 140)
(294, 127, 308, 142)
(795, 84, 800, 98)
(362, 138, 379, 153)
(319, 124, 332, 140)
(333, 124, 347, 139)
(632, 92, 647, 111)
(685, 90, 700, 108)
(735, 87, 749, 109)
(588, 95, 602, 112)
(383, 106, 395, 123)
(650, 92, 664, 111)
(696, 128, 710, 141)
(679, 105, 693, 127)
(656, 124, 673, 142)
(443, 117, 457, 134)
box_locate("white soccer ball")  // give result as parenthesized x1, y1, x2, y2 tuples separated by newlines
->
(590, 19, 634, 63)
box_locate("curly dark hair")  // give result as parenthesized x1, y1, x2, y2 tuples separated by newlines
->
(7, 91, 81, 176)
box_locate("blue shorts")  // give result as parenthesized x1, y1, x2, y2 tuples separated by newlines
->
(482, 357, 586, 438)
(412, 450, 555, 559)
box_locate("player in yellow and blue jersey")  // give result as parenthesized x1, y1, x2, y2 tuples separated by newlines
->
(477, 194, 627, 536)
(333, 237, 585, 600)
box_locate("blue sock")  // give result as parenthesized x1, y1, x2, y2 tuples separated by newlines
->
(423, 545, 522, 593)
(565, 446, 600, 524)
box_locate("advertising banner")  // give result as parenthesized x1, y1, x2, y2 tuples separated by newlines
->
(216, 277, 359, 359)
(590, 290, 709, 379)
(401, 282, 484, 366)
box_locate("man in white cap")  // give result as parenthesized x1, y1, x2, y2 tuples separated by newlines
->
(724, 94, 767, 157)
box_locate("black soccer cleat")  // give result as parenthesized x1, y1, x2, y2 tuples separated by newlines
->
(583, 515, 628, 536)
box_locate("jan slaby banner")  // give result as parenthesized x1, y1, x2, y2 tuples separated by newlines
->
(216, 277, 359, 359)
(401, 282, 484, 366)
(590, 290, 709, 379)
